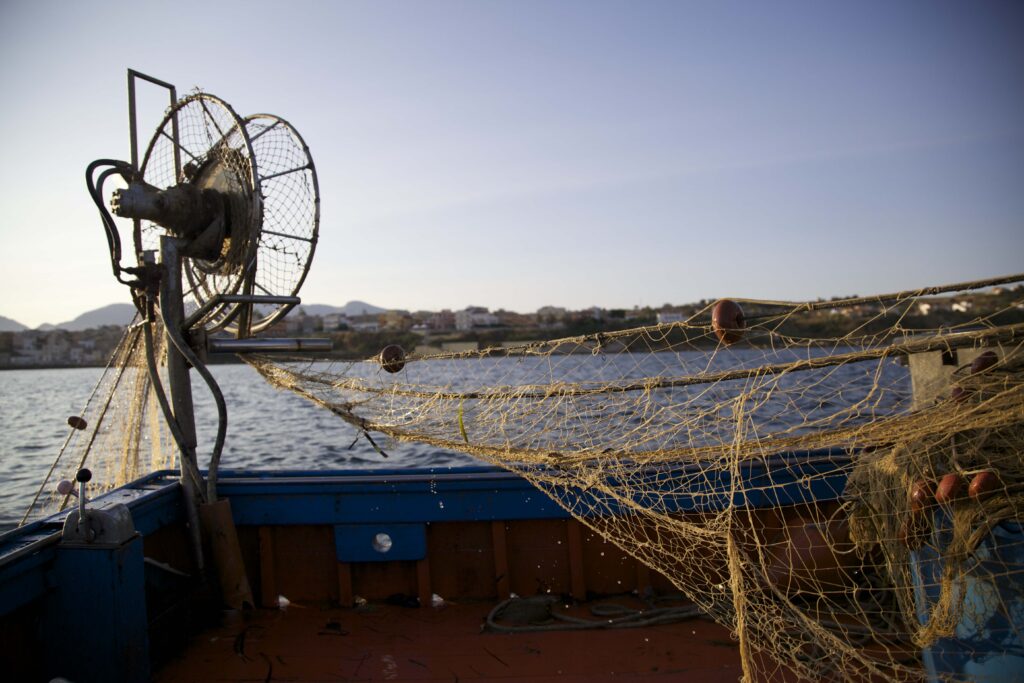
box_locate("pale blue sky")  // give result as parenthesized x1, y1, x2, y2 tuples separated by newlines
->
(0, 1, 1021, 328)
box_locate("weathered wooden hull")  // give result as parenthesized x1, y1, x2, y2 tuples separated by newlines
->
(0, 452, 855, 682)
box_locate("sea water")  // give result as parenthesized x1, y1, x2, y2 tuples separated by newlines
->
(0, 364, 477, 530)
(0, 351, 911, 530)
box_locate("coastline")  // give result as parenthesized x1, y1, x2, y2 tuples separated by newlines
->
(4, 288, 1020, 370)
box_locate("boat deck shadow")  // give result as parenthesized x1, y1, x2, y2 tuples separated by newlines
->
(155, 598, 742, 682)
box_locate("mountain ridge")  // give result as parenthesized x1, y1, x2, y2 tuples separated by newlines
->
(50, 303, 138, 331)
(293, 301, 387, 317)
(0, 315, 27, 332)
(2, 300, 389, 332)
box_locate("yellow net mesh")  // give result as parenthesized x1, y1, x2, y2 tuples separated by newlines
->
(22, 275, 1023, 680)
(247, 275, 1024, 682)
(21, 319, 176, 523)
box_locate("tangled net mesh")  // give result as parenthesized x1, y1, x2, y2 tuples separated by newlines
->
(246, 274, 1023, 682)
(23, 274, 1023, 681)
(23, 319, 176, 525)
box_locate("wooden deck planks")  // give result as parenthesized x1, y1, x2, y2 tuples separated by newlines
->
(153, 600, 743, 682)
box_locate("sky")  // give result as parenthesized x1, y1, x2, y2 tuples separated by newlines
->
(0, 0, 1022, 329)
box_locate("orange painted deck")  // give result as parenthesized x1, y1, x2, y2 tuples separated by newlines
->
(138, 490, 914, 682)
(154, 599, 743, 682)
(144, 514, 914, 682)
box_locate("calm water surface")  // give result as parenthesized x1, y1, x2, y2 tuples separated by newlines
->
(0, 364, 477, 529)
(0, 352, 911, 530)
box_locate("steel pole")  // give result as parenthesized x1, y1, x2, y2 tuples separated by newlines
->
(160, 236, 205, 570)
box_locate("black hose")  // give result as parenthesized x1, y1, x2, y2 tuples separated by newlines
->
(484, 595, 703, 633)
(85, 159, 135, 286)
(85, 157, 227, 502)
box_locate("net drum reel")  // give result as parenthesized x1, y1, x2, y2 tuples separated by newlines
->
(86, 70, 329, 588)
(124, 87, 321, 337)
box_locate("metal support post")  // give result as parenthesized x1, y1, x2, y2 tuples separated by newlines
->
(160, 236, 205, 570)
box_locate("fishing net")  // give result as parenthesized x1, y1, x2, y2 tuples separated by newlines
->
(246, 274, 1024, 682)
(20, 318, 176, 524)
(20, 274, 1023, 680)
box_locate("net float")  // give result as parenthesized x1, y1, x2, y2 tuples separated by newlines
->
(56, 480, 78, 497)
(380, 344, 406, 373)
(968, 470, 1001, 500)
(935, 472, 964, 505)
(970, 350, 998, 374)
(711, 299, 745, 345)
(951, 351, 999, 402)
(67, 415, 88, 430)
(910, 479, 934, 513)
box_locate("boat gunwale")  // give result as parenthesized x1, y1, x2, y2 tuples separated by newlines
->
(1, 447, 852, 570)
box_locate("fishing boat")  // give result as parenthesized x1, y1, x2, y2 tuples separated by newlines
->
(1, 72, 1022, 683)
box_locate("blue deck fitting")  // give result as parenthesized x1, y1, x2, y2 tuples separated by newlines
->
(335, 523, 428, 562)
(43, 534, 150, 683)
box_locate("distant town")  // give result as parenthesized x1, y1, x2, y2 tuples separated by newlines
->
(2, 286, 1022, 369)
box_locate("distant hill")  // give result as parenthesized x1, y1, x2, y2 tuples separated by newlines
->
(294, 301, 387, 317)
(52, 303, 137, 331)
(27, 301, 387, 331)
(0, 315, 27, 332)
(10, 300, 386, 334)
